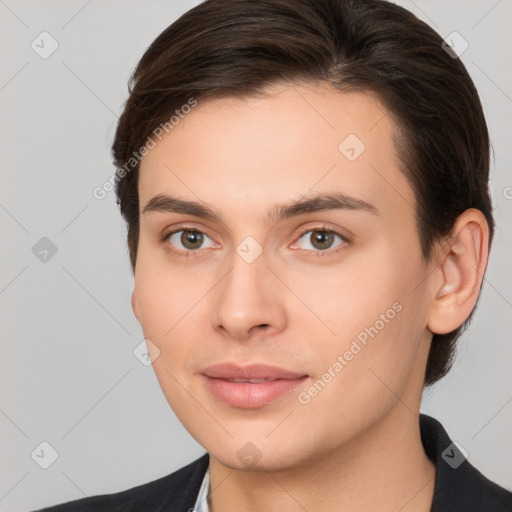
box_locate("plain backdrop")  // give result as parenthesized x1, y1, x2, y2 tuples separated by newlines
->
(1, 1, 511, 511)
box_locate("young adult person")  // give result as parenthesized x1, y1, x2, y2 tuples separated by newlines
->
(35, 0, 512, 510)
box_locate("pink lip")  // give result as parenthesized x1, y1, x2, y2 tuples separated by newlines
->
(201, 363, 309, 408)
(202, 363, 306, 380)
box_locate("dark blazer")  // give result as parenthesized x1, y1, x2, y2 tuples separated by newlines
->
(33, 414, 512, 511)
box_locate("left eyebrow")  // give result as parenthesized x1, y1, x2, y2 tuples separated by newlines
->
(268, 192, 379, 223)
(141, 192, 379, 224)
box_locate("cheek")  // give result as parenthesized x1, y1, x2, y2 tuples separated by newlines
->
(134, 252, 205, 331)
(295, 248, 427, 384)
(284, 252, 402, 337)
(133, 255, 216, 381)
(293, 301, 424, 440)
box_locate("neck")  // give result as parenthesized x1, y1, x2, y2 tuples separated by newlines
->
(208, 405, 435, 512)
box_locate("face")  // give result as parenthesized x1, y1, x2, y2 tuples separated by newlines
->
(132, 82, 438, 471)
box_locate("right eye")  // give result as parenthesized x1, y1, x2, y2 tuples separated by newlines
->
(162, 228, 218, 256)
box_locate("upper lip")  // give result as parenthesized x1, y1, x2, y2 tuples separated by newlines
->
(202, 363, 307, 380)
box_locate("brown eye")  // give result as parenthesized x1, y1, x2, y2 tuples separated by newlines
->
(163, 228, 216, 255)
(180, 230, 204, 250)
(293, 227, 348, 255)
(309, 231, 336, 250)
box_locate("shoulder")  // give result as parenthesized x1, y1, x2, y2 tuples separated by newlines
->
(420, 414, 512, 512)
(457, 463, 512, 512)
(32, 453, 209, 512)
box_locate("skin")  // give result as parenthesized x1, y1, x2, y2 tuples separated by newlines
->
(132, 82, 489, 512)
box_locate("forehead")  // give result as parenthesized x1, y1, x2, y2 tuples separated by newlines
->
(138, 82, 414, 226)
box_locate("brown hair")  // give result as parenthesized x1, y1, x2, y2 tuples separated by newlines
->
(112, 0, 494, 386)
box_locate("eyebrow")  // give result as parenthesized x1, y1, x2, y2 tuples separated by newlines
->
(142, 192, 379, 224)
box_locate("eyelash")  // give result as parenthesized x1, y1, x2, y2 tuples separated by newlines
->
(160, 225, 350, 258)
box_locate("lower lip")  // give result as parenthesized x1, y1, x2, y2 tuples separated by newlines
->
(202, 375, 308, 408)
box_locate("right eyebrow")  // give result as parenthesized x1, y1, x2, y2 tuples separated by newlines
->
(142, 194, 223, 220)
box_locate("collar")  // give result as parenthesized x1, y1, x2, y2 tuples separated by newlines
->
(420, 413, 512, 511)
(193, 465, 210, 512)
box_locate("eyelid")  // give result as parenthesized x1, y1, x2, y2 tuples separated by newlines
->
(161, 221, 212, 237)
(293, 223, 351, 243)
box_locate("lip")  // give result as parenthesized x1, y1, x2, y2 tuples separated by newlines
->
(202, 363, 306, 380)
(201, 363, 309, 408)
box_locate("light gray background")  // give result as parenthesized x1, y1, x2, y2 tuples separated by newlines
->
(1, 1, 510, 511)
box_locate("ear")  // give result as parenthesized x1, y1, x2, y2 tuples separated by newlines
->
(131, 289, 141, 322)
(427, 208, 490, 335)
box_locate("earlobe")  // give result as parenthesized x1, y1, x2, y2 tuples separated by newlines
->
(427, 209, 489, 335)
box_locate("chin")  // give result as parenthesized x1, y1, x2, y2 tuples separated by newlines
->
(210, 449, 300, 473)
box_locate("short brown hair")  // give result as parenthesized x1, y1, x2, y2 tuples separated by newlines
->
(112, 0, 494, 386)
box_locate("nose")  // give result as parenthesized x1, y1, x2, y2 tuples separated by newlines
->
(211, 249, 287, 342)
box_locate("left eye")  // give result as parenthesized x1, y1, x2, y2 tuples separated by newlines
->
(293, 229, 347, 252)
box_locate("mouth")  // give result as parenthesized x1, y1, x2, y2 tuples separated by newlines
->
(201, 363, 309, 408)
(224, 378, 280, 383)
